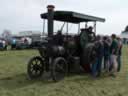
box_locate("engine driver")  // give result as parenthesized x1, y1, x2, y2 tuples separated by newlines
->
(54, 30, 63, 46)
(80, 26, 95, 50)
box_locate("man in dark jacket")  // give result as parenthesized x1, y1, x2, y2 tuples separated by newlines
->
(54, 30, 63, 46)
(103, 36, 111, 72)
(91, 35, 104, 77)
(80, 26, 95, 50)
(117, 37, 123, 72)
(110, 34, 118, 77)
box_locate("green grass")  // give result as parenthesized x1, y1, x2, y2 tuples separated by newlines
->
(0, 47, 128, 96)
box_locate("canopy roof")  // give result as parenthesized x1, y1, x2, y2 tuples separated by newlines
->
(41, 11, 105, 23)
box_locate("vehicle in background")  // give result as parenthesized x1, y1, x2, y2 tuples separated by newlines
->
(0, 38, 7, 50)
(11, 37, 32, 50)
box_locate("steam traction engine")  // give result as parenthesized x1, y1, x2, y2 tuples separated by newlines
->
(27, 5, 105, 82)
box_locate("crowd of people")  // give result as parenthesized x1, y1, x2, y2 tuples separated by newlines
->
(80, 26, 123, 78)
(91, 34, 123, 78)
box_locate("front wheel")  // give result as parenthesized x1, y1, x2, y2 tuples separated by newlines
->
(27, 56, 44, 79)
(51, 57, 68, 82)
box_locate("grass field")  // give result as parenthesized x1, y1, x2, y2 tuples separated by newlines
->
(0, 46, 128, 96)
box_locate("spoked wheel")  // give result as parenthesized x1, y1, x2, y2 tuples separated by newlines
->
(27, 56, 44, 79)
(51, 57, 68, 82)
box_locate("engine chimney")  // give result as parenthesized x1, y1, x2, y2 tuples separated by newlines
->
(47, 5, 55, 37)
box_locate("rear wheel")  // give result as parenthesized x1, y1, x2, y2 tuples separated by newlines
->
(82, 43, 96, 72)
(85, 44, 96, 63)
(27, 56, 44, 79)
(51, 57, 68, 82)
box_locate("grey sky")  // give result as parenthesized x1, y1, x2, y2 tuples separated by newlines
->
(0, 0, 127, 35)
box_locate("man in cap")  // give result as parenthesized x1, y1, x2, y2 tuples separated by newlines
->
(80, 26, 95, 49)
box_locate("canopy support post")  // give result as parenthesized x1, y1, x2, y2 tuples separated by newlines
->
(94, 21, 96, 33)
(85, 22, 88, 28)
(78, 23, 80, 34)
(43, 19, 45, 36)
(66, 22, 68, 35)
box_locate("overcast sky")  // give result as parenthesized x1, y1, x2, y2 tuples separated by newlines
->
(0, 0, 127, 35)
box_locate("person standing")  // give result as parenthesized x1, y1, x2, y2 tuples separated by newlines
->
(80, 26, 96, 49)
(91, 35, 104, 77)
(110, 34, 118, 77)
(103, 36, 111, 72)
(117, 37, 123, 72)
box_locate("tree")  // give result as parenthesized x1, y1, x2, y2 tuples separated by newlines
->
(1, 29, 12, 43)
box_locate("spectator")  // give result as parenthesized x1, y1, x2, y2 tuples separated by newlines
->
(103, 36, 111, 72)
(110, 34, 118, 77)
(117, 37, 123, 72)
(91, 35, 104, 77)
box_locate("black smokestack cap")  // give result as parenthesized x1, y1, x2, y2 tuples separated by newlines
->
(47, 5, 55, 10)
(47, 5, 55, 37)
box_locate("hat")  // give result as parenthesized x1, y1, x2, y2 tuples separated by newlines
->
(88, 26, 93, 30)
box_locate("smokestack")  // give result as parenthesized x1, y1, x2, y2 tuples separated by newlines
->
(47, 5, 55, 37)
